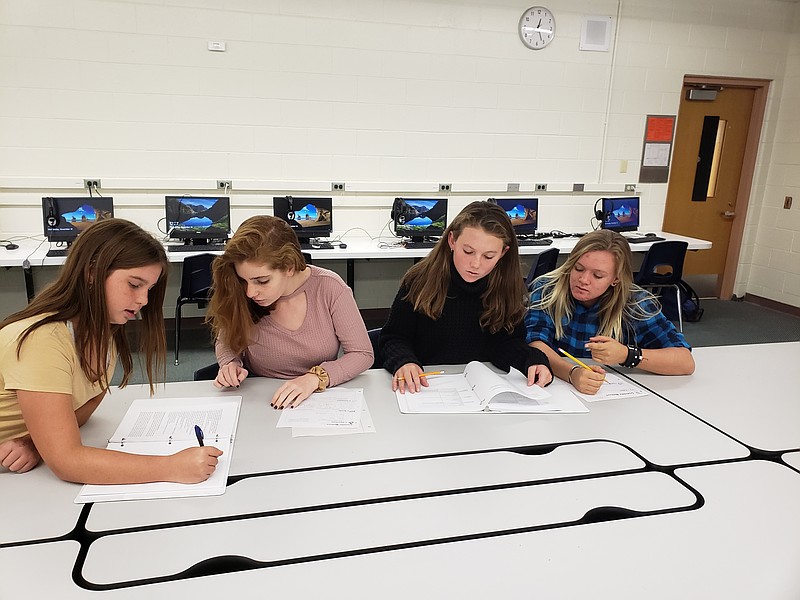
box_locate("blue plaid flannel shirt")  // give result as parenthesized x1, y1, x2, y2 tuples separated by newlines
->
(525, 279, 690, 358)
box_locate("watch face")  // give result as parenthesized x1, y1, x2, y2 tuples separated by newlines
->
(519, 6, 556, 50)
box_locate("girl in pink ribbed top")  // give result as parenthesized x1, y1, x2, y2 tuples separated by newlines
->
(206, 216, 373, 408)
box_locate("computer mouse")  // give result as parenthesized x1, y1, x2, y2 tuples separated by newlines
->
(645, 232, 657, 237)
(4, 243, 19, 250)
(339, 242, 347, 249)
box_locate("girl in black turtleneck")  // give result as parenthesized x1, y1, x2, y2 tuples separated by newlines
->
(379, 201, 552, 394)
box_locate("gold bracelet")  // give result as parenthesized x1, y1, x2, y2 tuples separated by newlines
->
(308, 366, 330, 392)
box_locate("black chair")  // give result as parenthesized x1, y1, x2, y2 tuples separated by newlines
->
(194, 363, 219, 381)
(367, 327, 383, 370)
(174, 253, 215, 365)
(524, 247, 560, 290)
(633, 240, 689, 332)
(302, 252, 313, 265)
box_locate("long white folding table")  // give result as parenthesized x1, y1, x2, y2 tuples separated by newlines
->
(2, 352, 798, 599)
(6, 230, 711, 300)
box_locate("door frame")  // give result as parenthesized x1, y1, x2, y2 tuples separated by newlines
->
(675, 75, 770, 299)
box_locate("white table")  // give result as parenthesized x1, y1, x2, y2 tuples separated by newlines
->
(8, 231, 712, 300)
(621, 341, 800, 452)
(3, 357, 797, 599)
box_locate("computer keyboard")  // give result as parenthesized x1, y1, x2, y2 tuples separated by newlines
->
(403, 241, 437, 249)
(625, 235, 665, 244)
(167, 244, 227, 253)
(517, 238, 553, 246)
(300, 241, 334, 250)
(46, 249, 69, 257)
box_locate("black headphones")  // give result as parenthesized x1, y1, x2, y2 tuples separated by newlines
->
(390, 198, 403, 222)
(594, 198, 606, 222)
(45, 197, 58, 228)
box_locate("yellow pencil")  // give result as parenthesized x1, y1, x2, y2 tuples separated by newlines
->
(558, 348, 607, 381)
(395, 370, 445, 382)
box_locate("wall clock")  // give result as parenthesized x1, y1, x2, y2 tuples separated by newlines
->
(519, 6, 556, 50)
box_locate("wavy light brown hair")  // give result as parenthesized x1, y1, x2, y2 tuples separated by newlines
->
(530, 229, 659, 340)
(1, 218, 168, 393)
(400, 200, 526, 333)
(206, 215, 307, 355)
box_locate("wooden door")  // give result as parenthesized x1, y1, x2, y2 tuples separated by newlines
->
(663, 85, 755, 296)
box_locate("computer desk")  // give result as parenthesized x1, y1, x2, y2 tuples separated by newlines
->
(10, 231, 712, 299)
(2, 347, 798, 598)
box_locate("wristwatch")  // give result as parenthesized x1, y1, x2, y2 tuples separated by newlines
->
(308, 365, 330, 392)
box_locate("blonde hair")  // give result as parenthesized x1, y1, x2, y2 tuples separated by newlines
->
(1, 219, 168, 393)
(206, 215, 307, 355)
(530, 229, 659, 340)
(400, 200, 527, 333)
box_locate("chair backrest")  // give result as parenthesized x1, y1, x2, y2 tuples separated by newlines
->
(302, 252, 313, 265)
(525, 247, 560, 289)
(367, 327, 383, 369)
(193, 362, 220, 381)
(633, 241, 688, 287)
(179, 253, 216, 300)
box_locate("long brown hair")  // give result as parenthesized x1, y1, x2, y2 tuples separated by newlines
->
(0, 218, 168, 393)
(400, 200, 526, 333)
(530, 229, 658, 339)
(206, 215, 307, 355)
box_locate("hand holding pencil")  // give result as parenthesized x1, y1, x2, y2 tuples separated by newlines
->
(392, 363, 444, 395)
(558, 348, 606, 395)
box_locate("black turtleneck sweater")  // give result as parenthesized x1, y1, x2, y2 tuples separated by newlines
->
(378, 268, 551, 377)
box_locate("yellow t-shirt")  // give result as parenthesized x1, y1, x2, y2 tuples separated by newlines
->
(0, 315, 116, 442)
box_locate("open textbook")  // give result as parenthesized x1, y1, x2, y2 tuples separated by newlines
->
(75, 396, 241, 504)
(396, 361, 588, 414)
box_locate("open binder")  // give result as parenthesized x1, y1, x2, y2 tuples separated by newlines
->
(395, 361, 588, 414)
(75, 396, 241, 504)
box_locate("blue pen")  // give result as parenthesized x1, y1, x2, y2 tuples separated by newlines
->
(194, 424, 204, 446)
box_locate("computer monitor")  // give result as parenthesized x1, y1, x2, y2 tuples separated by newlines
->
(392, 198, 448, 243)
(42, 196, 115, 244)
(165, 196, 231, 243)
(272, 196, 333, 246)
(495, 198, 538, 237)
(600, 197, 640, 233)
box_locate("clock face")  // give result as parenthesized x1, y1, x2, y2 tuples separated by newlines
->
(519, 6, 556, 50)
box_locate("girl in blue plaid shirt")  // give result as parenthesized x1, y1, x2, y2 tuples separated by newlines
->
(525, 229, 694, 395)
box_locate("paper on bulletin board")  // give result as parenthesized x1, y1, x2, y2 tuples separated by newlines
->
(643, 143, 671, 167)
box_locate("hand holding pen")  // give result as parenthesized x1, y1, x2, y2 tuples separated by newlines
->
(392, 363, 444, 394)
(163, 425, 223, 484)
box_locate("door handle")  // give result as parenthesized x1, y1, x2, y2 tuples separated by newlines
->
(722, 211, 735, 218)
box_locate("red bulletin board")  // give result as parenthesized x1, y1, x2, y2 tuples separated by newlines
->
(646, 116, 675, 142)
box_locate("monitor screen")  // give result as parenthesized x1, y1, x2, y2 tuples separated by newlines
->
(273, 197, 333, 240)
(165, 196, 231, 241)
(42, 196, 115, 243)
(601, 197, 640, 233)
(496, 198, 538, 236)
(392, 198, 448, 240)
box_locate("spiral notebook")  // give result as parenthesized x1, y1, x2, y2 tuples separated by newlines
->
(75, 396, 241, 504)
